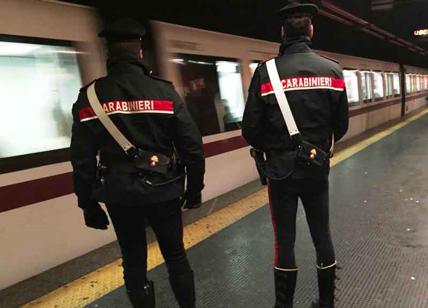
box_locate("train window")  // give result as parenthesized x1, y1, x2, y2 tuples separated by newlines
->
(373, 72, 384, 99)
(0, 40, 81, 160)
(392, 73, 400, 95)
(343, 70, 359, 104)
(360, 71, 373, 101)
(416, 75, 421, 92)
(385, 73, 393, 97)
(406, 75, 412, 93)
(412, 75, 417, 92)
(171, 54, 245, 136)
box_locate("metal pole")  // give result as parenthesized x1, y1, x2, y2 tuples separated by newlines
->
(400, 63, 406, 117)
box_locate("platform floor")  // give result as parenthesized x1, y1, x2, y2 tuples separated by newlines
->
(9, 109, 428, 308)
(82, 112, 428, 308)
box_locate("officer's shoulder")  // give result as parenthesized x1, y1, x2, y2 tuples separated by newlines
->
(254, 57, 278, 73)
(73, 79, 101, 113)
(314, 53, 342, 72)
(258, 57, 279, 67)
(315, 53, 342, 69)
(79, 77, 104, 93)
(258, 59, 268, 68)
(149, 74, 174, 87)
(319, 54, 340, 64)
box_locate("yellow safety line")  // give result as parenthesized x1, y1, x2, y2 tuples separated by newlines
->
(331, 108, 428, 166)
(24, 191, 268, 308)
(23, 108, 428, 308)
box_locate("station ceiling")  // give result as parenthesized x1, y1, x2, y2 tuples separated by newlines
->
(61, 0, 428, 67)
(331, 0, 428, 48)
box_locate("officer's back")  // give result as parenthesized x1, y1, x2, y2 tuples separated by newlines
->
(243, 31, 348, 180)
(71, 18, 204, 308)
(244, 41, 348, 158)
(77, 57, 184, 162)
(72, 22, 204, 206)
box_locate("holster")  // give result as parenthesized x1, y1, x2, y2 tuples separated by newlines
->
(94, 160, 185, 205)
(92, 163, 108, 203)
(129, 148, 172, 175)
(250, 148, 268, 185)
(296, 140, 329, 167)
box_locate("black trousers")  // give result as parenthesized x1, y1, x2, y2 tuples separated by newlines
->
(106, 199, 192, 290)
(268, 178, 335, 269)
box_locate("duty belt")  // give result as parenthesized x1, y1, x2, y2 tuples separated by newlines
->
(102, 150, 172, 175)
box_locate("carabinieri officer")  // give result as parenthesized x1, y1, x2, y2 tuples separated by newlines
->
(242, 2, 349, 308)
(71, 18, 205, 308)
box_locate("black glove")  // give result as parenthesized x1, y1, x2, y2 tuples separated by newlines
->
(82, 203, 109, 230)
(180, 191, 202, 210)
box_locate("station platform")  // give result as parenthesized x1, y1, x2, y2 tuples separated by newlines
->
(4, 109, 428, 308)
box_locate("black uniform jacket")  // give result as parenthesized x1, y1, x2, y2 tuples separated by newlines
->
(242, 37, 349, 180)
(71, 54, 205, 208)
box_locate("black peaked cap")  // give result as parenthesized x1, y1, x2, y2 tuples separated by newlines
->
(279, 2, 319, 20)
(99, 18, 146, 40)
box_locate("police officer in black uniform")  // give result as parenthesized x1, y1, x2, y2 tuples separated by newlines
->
(242, 3, 349, 308)
(70, 18, 205, 308)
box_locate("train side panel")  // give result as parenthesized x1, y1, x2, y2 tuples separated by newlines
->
(0, 193, 116, 289)
(0, 0, 113, 289)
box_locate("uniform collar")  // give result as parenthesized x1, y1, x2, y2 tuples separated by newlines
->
(279, 36, 312, 56)
(107, 53, 152, 76)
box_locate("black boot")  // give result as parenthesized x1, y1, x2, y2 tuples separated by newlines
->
(273, 268, 298, 308)
(127, 280, 155, 308)
(311, 264, 336, 308)
(169, 271, 196, 308)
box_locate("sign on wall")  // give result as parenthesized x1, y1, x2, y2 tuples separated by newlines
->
(414, 29, 428, 37)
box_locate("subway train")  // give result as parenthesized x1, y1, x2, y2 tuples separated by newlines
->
(0, 0, 428, 291)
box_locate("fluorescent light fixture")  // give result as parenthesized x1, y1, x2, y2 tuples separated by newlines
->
(0, 42, 41, 56)
(53, 50, 83, 55)
(170, 58, 185, 64)
(188, 60, 212, 66)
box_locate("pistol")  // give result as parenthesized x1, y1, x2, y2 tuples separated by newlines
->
(250, 148, 267, 186)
